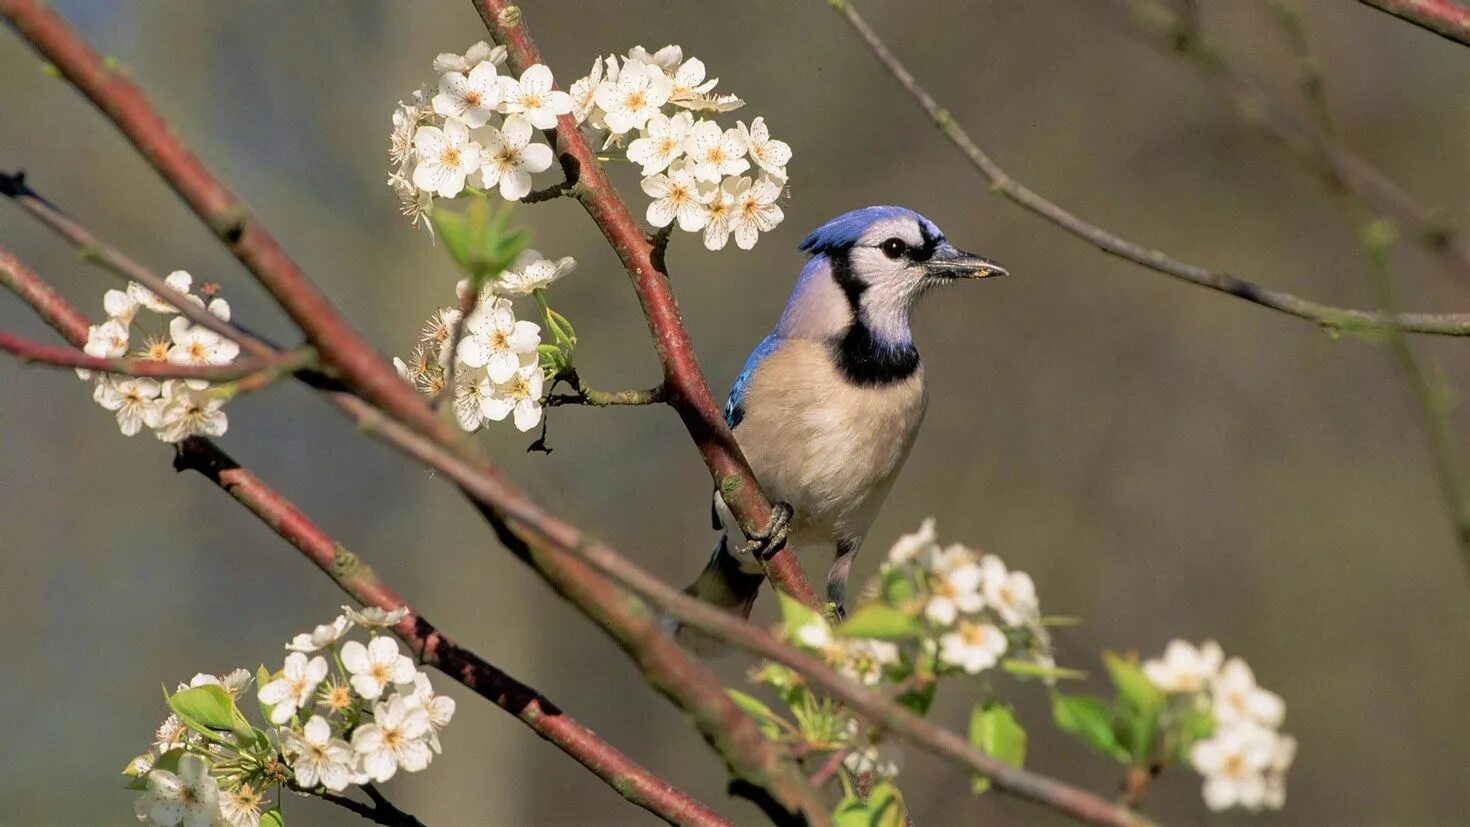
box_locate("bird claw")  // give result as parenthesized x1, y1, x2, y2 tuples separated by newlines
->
(738, 501, 794, 561)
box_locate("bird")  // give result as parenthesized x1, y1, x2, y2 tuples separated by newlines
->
(676, 205, 1006, 649)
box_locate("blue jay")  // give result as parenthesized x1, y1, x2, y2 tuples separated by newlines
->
(677, 206, 1006, 646)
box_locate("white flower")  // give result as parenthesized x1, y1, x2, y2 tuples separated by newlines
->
(667, 56, 720, 106)
(474, 114, 553, 201)
(399, 672, 456, 753)
(495, 250, 576, 295)
(568, 56, 605, 124)
(433, 41, 505, 75)
(286, 614, 351, 653)
(341, 636, 417, 700)
(1190, 722, 1276, 812)
(153, 714, 188, 753)
(683, 120, 749, 183)
(155, 381, 229, 443)
(280, 714, 354, 792)
(167, 316, 240, 389)
(1262, 733, 1296, 810)
(792, 616, 833, 650)
(352, 695, 433, 782)
(594, 61, 673, 134)
(389, 100, 424, 167)
(497, 64, 572, 130)
(207, 298, 231, 322)
(924, 549, 983, 626)
(938, 619, 1008, 674)
(132, 753, 219, 827)
(258, 653, 328, 725)
(888, 518, 937, 566)
(432, 61, 500, 128)
(627, 44, 684, 75)
(93, 376, 162, 436)
(728, 175, 784, 250)
(481, 357, 545, 432)
(700, 178, 738, 251)
(837, 639, 899, 686)
(218, 782, 263, 827)
(628, 111, 693, 176)
(979, 554, 1039, 627)
(739, 117, 792, 178)
(456, 296, 540, 383)
(1143, 639, 1223, 693)
(413, 119, 482, 198)
(641, 159, 712, 231)
(128, 270, 193, 314)
(452, 368, 488, 431)
(104, 288, 139, 324)
(389, 169, 435, 234)
(842, 740, 902, 778)
(1212, 657, 1286, 729)
(182, 669, 252, 700)
(155, 381, 228, 443)
(82, 318, 129, 367)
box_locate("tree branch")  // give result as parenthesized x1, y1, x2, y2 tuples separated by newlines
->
(314, 785, 426, 827)
(828, 0, 1470, 336)
(469, 0, 821, 609)
(0, 329, 315, 383)
(1356, 0, 1470, 47)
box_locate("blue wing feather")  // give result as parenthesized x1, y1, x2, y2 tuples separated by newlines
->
(724, 332, 783, 429)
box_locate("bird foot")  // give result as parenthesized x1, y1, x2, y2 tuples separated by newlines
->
(737, 501, 794, 561)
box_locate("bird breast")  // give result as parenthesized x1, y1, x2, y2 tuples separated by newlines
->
(732, 339, 927, 533)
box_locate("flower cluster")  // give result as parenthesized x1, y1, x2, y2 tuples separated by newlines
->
(388, 41, 564, 230)
(1144, 640, 1296, 812)
(575, 44, 790, 250)
(394, 249, 575, 433)
(126, 607, 455, 827)
(78, 271, 237, 442)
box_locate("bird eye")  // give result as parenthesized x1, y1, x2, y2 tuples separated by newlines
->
(879, 238, 908, 259)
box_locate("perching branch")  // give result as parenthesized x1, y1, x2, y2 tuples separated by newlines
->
(545, 368, 667, 407)
(1356, 0, 1470, 47)
(469, 0, 822, 609)
(0, 329, 315, 383)
(828, 0, 1470, 336)
(313, 784, 427, 827)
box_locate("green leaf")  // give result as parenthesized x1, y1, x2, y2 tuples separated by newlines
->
(832, 779, 906, 827)
(1103, 652, 1164, 764)
(430, 198, 529, 280)
(726, 689, 786, 739)
(969, 702, 1026, 793)
(1002, 659, 1087, 681)
(1041, 615, 1084, 627)
(880, 568, 916, 606)
(836, 604, 921, 640)
(167, 684, 253, 741)
(1172, 701, 1216, 765)
(775, 591, 824, 640)
(260, 808, 284, 827)
(1051, 693, 1128, 763)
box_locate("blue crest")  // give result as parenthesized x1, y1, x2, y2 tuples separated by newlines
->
(797, 206, 942, 255)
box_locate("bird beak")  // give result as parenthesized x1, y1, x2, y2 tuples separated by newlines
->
(925, 247, 1008, 280)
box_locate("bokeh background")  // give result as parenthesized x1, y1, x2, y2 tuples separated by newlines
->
(3, 1, 1469, 824)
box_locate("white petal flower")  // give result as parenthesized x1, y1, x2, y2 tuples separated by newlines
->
(842, 740, 902, 778)
(389, 100, 425, 167)
(568, 56, 605, 125)
(683, 120, 749, 183)
(286, 614, 351, 653)
(433, 40, 505, 75)
(628, 111, 693, 177)
(128, 270, 194, 314)
(398, 672, 456, 753)
(83, 318, 130, 362)
(1262, 733, 1297, 810)
(351, 695, 433, 782)
(258, 652, 329, 725)
(218, 782, 263, 827)
(155, 381, 229, 443)
(494, 250, 576, 295)
(166, 316, 240, 390)
(938, 619, 1008, 674)
(452, 368, 488, 431)
(640, 159, 712, 231)
(626, 44, 683, 75)
(474, 114, 553, 201)
(594, 61, 673, 134)
(432, 62, 500, 128)
(1191, 722, 1276, 812)
(700, 177, 738, 251)
(93, 376, 162, 436)
(1212, 657, 1286, 729)
(104, 288, 139, 324)
(413, 119, 482, 198)
(497, 64, 573, 130)
(341, 637, 416, 700)
(791, 616, 833, 650)
(456, 297, 540, 383)
(729, 175, 784, 250)
(132, 753, 219, 827)
(667, 56, 720, 106)
(888, 518, 938, 566)
(837, 639, 899, 686)
(185, 668, 253, 700)
(343, 604, 409, 628)
(153, 714, 188, 753)
(924, 549, 983, 626)
(1143, 639, 1223, 693)
(280, 714, 354, 792)
(480, 357, 545, 432)
(979, 554, 1039, 627)
(389, 169, 435, 234)
(739, 117, 792, 178)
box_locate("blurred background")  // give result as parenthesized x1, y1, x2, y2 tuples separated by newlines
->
(3, 1, 1469, 824)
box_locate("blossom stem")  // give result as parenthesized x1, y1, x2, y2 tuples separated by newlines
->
(0, 329, 314, 383)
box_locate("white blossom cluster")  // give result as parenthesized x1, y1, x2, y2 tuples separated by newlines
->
(388, 41, 563, 229)
(394, 249, 574, 433)
(77, 271, 237, 442)
(1144, 640, 1296, 812)
(127, 607, 455, 827)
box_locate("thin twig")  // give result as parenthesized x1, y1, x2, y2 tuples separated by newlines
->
(828, 0, 1470, 336)
(545, 368, 667, 407)
(0, 329, 314, 382)
(1356, 0, 1470, 47)
(314, 785, 426, 827)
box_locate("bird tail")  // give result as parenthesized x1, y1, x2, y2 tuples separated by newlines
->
(669, 536, 765, 656)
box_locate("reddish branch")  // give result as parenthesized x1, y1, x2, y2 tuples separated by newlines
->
(0, 330, 314, 382)
(469, 0, 820, 609)
(1357, 0, 1470, 46)
(0, 249, 729, 827)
